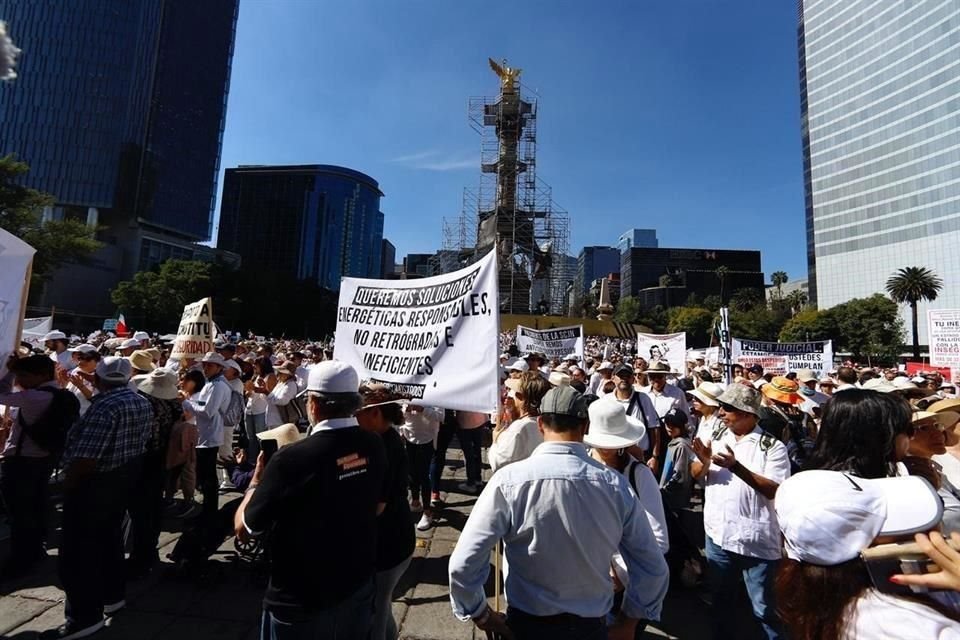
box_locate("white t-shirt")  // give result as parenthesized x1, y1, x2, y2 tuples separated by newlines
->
(696, 424, 791, 560)
(843, 589, 960, 639)
(611, 458, 669, 587)
(488, 416, 542, 473)
(933, 452, 960, 490)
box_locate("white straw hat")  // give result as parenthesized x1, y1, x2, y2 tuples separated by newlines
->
(584, 398, 646, 449)
(690, 381, 724, 407)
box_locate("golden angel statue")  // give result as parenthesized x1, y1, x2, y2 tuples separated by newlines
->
(488, 58, 521, 89)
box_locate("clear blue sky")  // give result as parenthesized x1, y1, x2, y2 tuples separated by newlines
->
(216, 0, 806, 282)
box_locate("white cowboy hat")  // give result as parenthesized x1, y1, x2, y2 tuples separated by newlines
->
(584, 399, 646, 450)
(690, 381, 725, 407)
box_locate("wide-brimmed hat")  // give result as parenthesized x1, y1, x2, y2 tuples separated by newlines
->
(911, 410, 960, 430)
(274, 361, 297, 377)
(136, 369, 179, 400)
(200, 352, 226, 367)
(717, 383, 761, 416)
(646, 360, 677, 375)
(223, 358, 242, 374)
(256, 423, 303, 449)
(776, 471, 942, 565)
(690, 381, 725, 407)
(584, 398, 646, 449)
(761, 376, 803, 405)
(862, 378, 898, 393)
(818, 377, 837, 387)
(927, 398, 960, 415)
(145, 347, 161, 362)
(128, 350, 156, 373)
(548, 371, 571, 387)
(891, 377, 928, 397)
(794, 369, 818, 384)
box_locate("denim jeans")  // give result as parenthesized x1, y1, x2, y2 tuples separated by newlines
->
(457, 427, 484, 484)
(371, 555, 412, 640)
(704, 537, 783, 640)
(259, 578, 375, 640)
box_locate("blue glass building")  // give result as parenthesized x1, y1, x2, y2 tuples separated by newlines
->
(0, 0, 237, 317)
(218, 165, 385, 290)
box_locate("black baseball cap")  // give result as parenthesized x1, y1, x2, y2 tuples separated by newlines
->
(747, 364, 764, 375)
(663, 408, 688, 427)
(614, 363, 634, 377)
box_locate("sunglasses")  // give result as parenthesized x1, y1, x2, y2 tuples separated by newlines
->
(719, 402, 740, 413)
(914, 422, 945, 433)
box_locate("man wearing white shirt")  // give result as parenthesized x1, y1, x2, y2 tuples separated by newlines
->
(639, 361, 691, 475)
(691, 384, 790, 640)
(43, 330, 75, 371)
(589, 361, 614, 396)
(181, 352, 232, 519)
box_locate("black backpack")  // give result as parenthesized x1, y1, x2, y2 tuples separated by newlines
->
(17, 387, 81, 458)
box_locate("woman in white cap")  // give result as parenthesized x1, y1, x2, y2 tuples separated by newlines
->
(775, 470, 960, 639)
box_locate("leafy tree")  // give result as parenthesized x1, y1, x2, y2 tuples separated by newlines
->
(637, 305, 669, 334)
(779, 308, 835, 343)
(0, 154, 101, 294)
(771, 271, 788, 299)
(613, 296, 642, 324)
(702, 295, 722, 312)
(729, 305, 786, 341)
(668, 306, 714, 345)
(111, 259, 222, 330)
(886, 266, 943, 359)
(786, 289, 808, 316)
(828, 294, 904, 364)
(729, 287, 764, 312)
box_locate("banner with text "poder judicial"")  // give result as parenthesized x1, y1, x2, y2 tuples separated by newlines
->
(515, 324, 584, 361)
(731, 338, 834, 375)
(334, 250, 499, 412)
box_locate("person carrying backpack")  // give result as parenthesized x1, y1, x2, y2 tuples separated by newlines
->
(0, 354, 79, 580)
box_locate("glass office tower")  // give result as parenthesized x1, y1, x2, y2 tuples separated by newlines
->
(218, 165, 385, 290)
(800, 0, 960, 342)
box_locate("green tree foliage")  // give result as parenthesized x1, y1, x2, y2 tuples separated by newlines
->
(111, 260, 221, 329)
(668, 307, 714, 345)
(728, 305, 785, 342)
(886, 266, 943, 359)
(770, 271, 788, 298)
(638, 305, 669, 334)
(0, 154, 101, 292)
(828, 294, 904, 363)
(778, 308, 834, 343)
(715, 266, 729, 302)
(613, 296, 642, 323)
(729, 287, 764, 312)
(701, 295, 722, 312)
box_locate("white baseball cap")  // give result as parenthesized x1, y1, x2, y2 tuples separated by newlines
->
(304, 360, 359, 394)
(776, 470, 942, 566)
(68, 343, 99, 354)
(132, 331, 150, 341)
(120, 338, 140, 349)
(597, 361, 614, 371)
(43, 330, 66, 341)
(507, 358, 529, 372)
(96, 356, 133, 383)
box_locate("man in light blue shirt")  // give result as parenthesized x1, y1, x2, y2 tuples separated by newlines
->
(448, 386, 669, 640)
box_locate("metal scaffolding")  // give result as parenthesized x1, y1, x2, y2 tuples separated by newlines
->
(436, 58, 571, 315)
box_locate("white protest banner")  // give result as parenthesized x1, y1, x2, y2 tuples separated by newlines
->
(0, 229, 35, 378)
(731, 338, 834, 376)
(928, 310, 960, 381)
(334, 250, 499, 412)
(515, 324, 584, 361)
(170, 297, 215, 360)
(636, 332, 687, 374)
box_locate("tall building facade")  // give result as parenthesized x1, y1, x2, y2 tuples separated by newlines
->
(621, 247, 764, 306)
(617, 228, 658, 254)
(380, 239, 396, 278)
(800, 1, 960, 343)
(218, 165, 384, 290)
(576, 246, 620, 296)
(0, 0, 238, 316)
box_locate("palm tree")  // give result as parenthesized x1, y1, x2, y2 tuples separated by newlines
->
(771, 271, 788, 300)
(886, 266, 943, 359)
(715, 266, 729, 303)
(786, 289, 808, 316)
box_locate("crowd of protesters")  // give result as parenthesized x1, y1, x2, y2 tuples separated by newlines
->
(3, 328, 960, 639)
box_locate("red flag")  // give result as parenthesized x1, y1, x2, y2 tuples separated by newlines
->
(116, 313, 128, 337)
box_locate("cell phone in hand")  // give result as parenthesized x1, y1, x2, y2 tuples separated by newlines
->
(862, 539, 960, 595)
(261, 438, 278, 464)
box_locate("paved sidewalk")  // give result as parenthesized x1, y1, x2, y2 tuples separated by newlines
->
(0, 443, 756, 639)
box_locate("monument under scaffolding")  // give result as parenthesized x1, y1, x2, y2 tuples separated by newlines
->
(436, 58, 570, 314)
